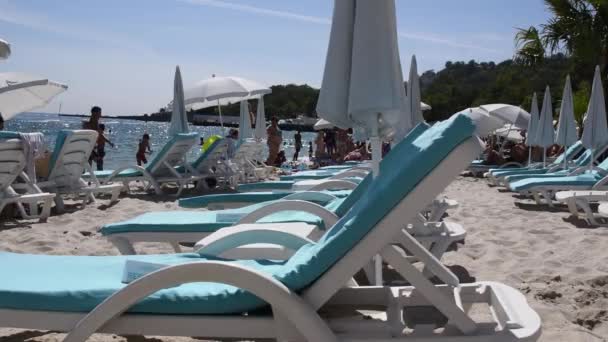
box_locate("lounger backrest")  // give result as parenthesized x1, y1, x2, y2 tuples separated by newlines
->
(333, 122, 430, 217)
(48, 130, 97, 188)
(146, 133, 198, 176)
(200, 115, 477, 294)
(555, 141, 584, 164)
(574, 148, 594, 166)
(192, 137, 227, 170)
(0, 134, 26, 193)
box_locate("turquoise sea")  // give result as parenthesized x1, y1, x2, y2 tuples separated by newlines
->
(5, 113, 316, 170)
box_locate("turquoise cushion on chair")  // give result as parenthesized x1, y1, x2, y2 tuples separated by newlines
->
(178, 190, 353, 208)
(100, 199, 331, 235)
(0, 114, 475, 315)
(508, 173, 601, 192)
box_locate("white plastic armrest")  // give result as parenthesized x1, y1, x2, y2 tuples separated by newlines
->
(282, 191, 338, 203)
(331, 170, 367, 179)
(570, 166, 607, 177)
(593, 174, 608, 190)
(195, 226, 314, 256)
(236, 200, 340, 227)
(308, 180, 358, 191)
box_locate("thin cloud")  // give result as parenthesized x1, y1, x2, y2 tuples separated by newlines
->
(179, 0, 500, 52)
(0, 1, 149, 52)
(399, 32, 501, 53)
(179, 0, 331, 24)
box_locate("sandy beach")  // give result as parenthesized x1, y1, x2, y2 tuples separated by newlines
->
(0, 177, 607, 341)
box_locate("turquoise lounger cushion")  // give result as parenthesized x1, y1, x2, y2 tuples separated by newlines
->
(0, 131, 21, 139)
(489, 141, 585, 176)
(0, 114, 474, 315)
(279, 172, 335, 181)
(101, 200, 331, 235)
(178, 190, 353, 208)
(509, 173, 601, 192)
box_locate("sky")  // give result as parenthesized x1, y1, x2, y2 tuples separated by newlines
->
(0, 0, 550, 116)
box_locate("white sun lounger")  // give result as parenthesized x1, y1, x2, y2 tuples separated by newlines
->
(14, 130, 123, 213)
(94, 133, 205, 196)
(0, 136, 54, 221)
(555, 190, 608, 225)
(0, 115, 541, 341)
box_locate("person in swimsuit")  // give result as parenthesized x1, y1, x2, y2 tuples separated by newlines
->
(136, 133, 152, 166)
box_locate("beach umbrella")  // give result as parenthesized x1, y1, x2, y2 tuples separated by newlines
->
(481, 104, 530, 129)
(526, 93, 540, 164)
(459, 107, 504, 136)
(407, 55, 425, 129)
(315, 0, 406, 286)
(582, 66, 608, 169)
(555, 75, 577, 168)
(0, 39, 10, 60)
(316, 0, 408, 176)
(168, 66, 189, 136)
(536, 86, 555, 167)
(314, 118, 335, 131)
(184, 76, 271, 130)
(238, 100, 253, 143)
(0, 72, 67, 121)
(254, 95, 267, 140)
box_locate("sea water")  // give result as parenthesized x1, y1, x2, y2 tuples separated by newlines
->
(5, 113, 317, 170)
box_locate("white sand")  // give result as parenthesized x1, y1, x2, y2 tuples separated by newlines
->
(0, 178, 607, 341)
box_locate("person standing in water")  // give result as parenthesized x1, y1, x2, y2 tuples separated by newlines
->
(83, 106, 102, 166)
(266, 116, 282, 165)
(293, 130, 302, 161)
(94, 123, 114, 171)
(136, 133, 152, 166)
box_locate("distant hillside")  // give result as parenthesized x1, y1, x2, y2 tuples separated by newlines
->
(171, 55, 586, 126)
(421, 54, 581, 123)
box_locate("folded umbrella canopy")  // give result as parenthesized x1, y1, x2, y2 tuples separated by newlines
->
(0, 72, 67, 121)
(315, 0, 407, 286)
(526, 93, 540, 164)
(254, 95, 267, 140)
(536, 86, 555, 167)
(316, 0, 409, 175)
(555, 75, 577, 168)
(582, 66, 608, 169)
(0, 39, 10, 60)
(168, 66, 189, 137)
(238, 100, 253, 143)
(407, 55, 425, 130)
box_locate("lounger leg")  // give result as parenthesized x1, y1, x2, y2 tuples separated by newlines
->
(567, 198, 580, 218)
(39, 198, 52, 222)
(541, 190, 553, 207)
(54, 195, 65, 213)
(110, 189, 120, 204)
(532, 192, 543, 205)
(170, 242, 182, 253)
(110, 237, 137, 255)
(577, 198, 599, 226)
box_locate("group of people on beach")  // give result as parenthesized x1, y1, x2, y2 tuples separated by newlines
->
(480, 133, 565, 166)
(83, 106, 151, 170)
